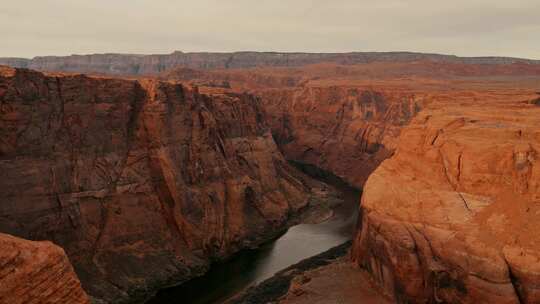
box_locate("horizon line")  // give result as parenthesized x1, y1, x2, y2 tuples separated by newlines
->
(2, 50, 539, 62)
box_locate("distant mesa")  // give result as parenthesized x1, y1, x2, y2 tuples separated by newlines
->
(1, 51, 540, 76)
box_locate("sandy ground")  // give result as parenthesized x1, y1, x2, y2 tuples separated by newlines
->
(278, 257, 391, 304)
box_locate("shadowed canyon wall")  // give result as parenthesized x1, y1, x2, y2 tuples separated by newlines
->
(164, 67, 428, 188)
(260, 86, 423, 188)
(0, 66, 316, 303)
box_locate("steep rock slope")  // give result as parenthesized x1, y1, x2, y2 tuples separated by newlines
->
(260, 86, 423, 187)
(161, 64, 540, 190)
(0, 232, 89, 304)
(352, 95, 540, 303)
(0, 66, 315, 302)
(1, 51, 539, 75)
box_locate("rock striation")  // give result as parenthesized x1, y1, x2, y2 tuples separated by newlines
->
(0, 232, 90, 304)
(0, 65, 316, 302)
(260, 86, 423, 187)
(352, 96, 540, 303)
(1, 51, 540, 75)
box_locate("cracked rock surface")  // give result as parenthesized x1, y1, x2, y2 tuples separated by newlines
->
(0, 66, 317, 303)
(0, 232, 90, 304)
(352, 95, 540, 303)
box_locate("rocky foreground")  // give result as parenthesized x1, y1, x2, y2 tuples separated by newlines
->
(0, 65, 331, 303)
(0, 233, 89, 304)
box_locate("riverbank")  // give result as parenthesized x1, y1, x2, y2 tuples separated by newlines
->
(146, 183, 351, 304)
(146, 163, 359, 304)
(228, 242, 390, 304)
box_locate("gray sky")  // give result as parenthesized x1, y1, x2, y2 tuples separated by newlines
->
(2, 0, 539, 59)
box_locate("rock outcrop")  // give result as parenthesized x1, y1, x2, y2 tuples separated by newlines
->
(0, 66, 317, 302)
(352, 95, 540, 303)
(0, 232, 90, 304)
(260, 86, 423, 187)
(1, 51, 539, 75)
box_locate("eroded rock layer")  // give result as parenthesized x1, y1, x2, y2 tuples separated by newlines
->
(0, 66, 314, 302)
(162, 63, 540, 303)
(0, 232, 89, 304)
(260, 86, 423, 187)
(352, 94, 540, 303)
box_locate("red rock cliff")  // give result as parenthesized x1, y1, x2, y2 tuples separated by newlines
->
(260, 86, 423, 187)
(352, 93, 540, 303)
(0, 66, 314, 302)
(0, 232, 89, 304)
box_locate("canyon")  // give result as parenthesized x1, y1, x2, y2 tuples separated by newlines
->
(1, 53, 540, 304)
(0, 65, 332, 303)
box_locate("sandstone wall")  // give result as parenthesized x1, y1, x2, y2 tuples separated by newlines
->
(0, 66, 312, 302)
(352, 97, 540, 303)
(0, 232, 90, 304)
(260, 86, 423, 188)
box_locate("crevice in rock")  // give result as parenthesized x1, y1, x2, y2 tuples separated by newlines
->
(504, 257, 525, 304)
(457, 153, 463, 182)
(430, 130, 441, 145)
(439, 150, 472, 213)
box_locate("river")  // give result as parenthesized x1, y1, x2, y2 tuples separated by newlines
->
(147, 167, 360, 304)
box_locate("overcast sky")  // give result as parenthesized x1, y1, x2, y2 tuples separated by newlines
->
(2, 0, 539, 59)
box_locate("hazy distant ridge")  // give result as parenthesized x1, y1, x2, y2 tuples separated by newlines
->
(2, 51, 539, 75)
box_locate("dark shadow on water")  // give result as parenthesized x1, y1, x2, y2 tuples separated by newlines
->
(146, 242, 277, 304)
(146, 161, 361, 304)
(288, 160, 357, 192)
